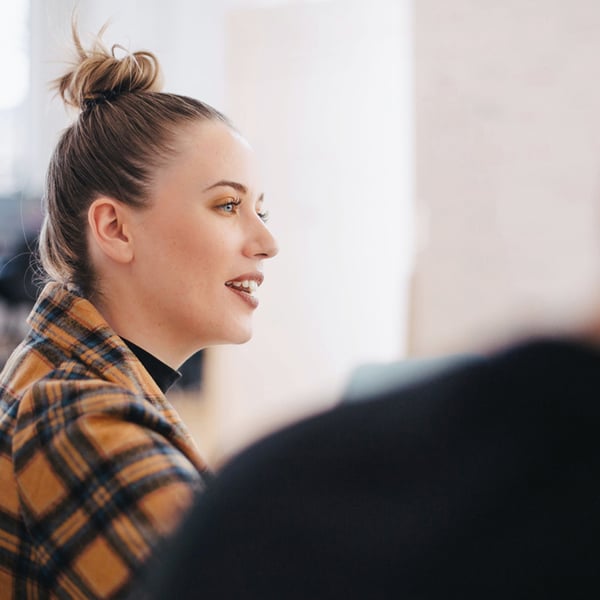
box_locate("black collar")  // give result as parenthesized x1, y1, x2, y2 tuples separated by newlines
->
(122, 338, 181, 394)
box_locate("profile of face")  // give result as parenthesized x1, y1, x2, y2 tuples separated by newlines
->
(115, 120, 278, 362)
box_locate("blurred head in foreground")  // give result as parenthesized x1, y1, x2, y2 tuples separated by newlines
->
(148, 337, 600, 598)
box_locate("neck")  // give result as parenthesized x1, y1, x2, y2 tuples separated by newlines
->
(92, 288, 195, 370)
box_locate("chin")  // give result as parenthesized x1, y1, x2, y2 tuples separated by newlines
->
(232, 331, 253, 345)
(221, 324, 253, 346)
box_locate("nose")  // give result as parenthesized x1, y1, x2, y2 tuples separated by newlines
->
(244, 217, 279, 259)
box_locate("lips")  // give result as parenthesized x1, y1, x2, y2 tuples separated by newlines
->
(225, 272, 264, 295)
(225, 272, 263, 308)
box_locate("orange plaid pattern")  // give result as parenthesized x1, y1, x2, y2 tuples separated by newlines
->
(0, 283, 208, 598)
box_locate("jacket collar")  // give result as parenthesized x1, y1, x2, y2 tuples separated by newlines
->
(29, 283, 168, 407)
(22, 282, 205, 470)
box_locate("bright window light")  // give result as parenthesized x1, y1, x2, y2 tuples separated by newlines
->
(0, 0, 29, 110)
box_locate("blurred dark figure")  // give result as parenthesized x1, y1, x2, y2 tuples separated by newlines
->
(0, 233, 41, 366)
(0, 232, 40, 307)
(147, 337, 600, 599)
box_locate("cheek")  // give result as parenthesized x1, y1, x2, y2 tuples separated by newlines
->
(157, 216, 209, 259)
(143, 212, 237, 280)
(176, 231, 231, 282)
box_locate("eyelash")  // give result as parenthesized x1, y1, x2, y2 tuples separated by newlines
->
(218, 198, 242, 214)
(217, 198, 270, 223)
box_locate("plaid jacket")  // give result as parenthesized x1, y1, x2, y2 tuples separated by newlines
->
(0, 283, 208, 599)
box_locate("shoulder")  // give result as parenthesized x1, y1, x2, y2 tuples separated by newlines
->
(11, 377, 205, 599)
(14, 374, 203, 474)
(13, 374, 205, 532)
(17, 372, 152, 429)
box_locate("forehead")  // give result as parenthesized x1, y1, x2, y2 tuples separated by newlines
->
(171, 120, 260, 190)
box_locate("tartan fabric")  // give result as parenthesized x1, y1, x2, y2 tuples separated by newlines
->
(0, 283, 208, 599)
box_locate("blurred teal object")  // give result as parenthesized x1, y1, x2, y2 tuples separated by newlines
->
(343, 355, 480, 403)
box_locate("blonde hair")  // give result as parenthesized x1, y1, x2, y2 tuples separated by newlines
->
(39, 23, 230, 296)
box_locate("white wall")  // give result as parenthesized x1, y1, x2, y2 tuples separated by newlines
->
(411, 0, 600, 356)
(208, 0, 413, 457)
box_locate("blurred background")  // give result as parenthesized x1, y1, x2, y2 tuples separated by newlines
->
(2, 0, 600, 465)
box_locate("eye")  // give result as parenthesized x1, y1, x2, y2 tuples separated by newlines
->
(217, 198, 242, 214)
(257, 209, 270, 223)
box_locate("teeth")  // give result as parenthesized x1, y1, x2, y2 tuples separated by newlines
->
(226, 279, 258, 294)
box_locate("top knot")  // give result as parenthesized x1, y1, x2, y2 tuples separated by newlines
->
(55, 21, 163, 113)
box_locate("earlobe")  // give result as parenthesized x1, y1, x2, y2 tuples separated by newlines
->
(87, 197, 134, 264)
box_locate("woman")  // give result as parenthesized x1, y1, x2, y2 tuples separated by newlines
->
(0, 26, 277, 599)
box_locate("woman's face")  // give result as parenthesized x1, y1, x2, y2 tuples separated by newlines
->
(127, 119, 278, 360)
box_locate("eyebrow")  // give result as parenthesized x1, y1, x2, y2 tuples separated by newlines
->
(203, 180, 248, 194)
(203, 179, 264, 202)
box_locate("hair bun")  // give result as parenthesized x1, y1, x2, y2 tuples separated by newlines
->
(56, 22, 163, 112)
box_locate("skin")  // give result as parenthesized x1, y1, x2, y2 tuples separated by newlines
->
(87, 119, 278, 368)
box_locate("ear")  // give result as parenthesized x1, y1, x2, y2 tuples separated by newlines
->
(87, 197, 134, 264)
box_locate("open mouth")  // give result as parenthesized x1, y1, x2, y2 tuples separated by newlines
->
(225, 280, 258, 295)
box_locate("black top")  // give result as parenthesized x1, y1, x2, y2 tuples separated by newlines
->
(122, 338, 181, 394)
